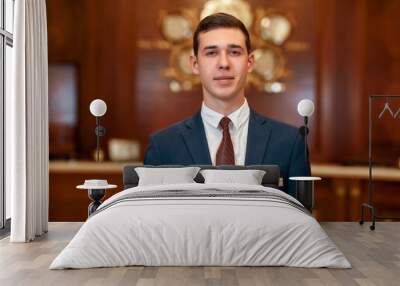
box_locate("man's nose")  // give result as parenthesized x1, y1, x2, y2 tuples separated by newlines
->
(218, 52, 230, 70)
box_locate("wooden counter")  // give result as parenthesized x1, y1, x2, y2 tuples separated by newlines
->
(312, 164, 400, 181)
(50, 160, 142, 173)
(50, 161, 400, 179)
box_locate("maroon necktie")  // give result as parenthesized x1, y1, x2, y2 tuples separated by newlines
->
(216, 117, 235, 165)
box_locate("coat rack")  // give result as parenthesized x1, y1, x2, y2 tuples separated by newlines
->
(360, 95, 400, 230)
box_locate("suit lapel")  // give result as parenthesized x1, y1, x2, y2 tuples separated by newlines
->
(181, 111, 212, 165)
(245, 109, 272, 165)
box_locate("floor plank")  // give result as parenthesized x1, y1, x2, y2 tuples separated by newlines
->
(0, 222, 399, 286)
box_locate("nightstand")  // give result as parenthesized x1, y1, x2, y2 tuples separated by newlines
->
(289, 176, 321, 211)
(77, 179, 117, 216)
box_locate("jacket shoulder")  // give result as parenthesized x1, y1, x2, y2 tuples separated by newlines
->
(149, 117, 191, 141)
(254, 111, 298, 137)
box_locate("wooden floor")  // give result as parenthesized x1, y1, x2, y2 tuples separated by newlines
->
(0, 222, 399, 286)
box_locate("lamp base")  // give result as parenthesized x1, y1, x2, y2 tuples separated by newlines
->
(87, 189, 106, 216)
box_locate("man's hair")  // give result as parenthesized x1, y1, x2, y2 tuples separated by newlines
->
(192, 12, 251, 56)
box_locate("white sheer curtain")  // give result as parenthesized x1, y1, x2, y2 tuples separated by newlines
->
(6, 0, 48, 242)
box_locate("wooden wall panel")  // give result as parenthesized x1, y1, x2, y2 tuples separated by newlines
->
(77, 0, 138, 159)
(364, 0, 400, 166)
(47, 0, 400, 165)
(315, 0, 367, 163)
(47, 0, 84, 62)
(48, 64, 78, 158)
(316, 0, 400, 165)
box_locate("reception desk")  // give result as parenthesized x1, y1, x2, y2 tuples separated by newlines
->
(49, 161, 400, 221)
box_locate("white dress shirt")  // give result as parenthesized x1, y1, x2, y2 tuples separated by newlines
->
(201, 99, 250, 165)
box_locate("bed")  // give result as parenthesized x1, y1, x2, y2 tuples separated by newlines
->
(50, 165, 350, 269)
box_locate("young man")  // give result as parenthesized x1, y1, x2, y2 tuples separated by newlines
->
(144, 13, 310, 197)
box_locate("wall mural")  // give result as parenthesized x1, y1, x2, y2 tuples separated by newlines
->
(138, 0, 309, 94)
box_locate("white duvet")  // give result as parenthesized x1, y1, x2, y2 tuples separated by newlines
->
(50, 183, 351, 269)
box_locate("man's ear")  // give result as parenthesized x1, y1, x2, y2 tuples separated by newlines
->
(190, 54, 200, 75)
(247, 52, 255, 73)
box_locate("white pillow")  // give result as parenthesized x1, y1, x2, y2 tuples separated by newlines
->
(135, 167, 200, 186)
(200, 169, 266, 185)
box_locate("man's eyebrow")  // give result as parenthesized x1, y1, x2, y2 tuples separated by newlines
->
(203, 44, 244, 51)
(228, 44, 244, 50)
(203, 45, 218, 50)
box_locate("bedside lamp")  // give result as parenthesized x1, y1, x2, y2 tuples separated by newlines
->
(290, 99, 320, 212)
(77, 99, 115, 217)
(297, 99, 315, 163)
(90, 99, 107, 162)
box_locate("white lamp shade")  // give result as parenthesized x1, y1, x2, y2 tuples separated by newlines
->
(297, 99, 315, 117)
(89, 99, 107, 117)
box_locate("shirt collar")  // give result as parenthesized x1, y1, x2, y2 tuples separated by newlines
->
(228, 99, 250, 129)
(201, 99, 250, 129)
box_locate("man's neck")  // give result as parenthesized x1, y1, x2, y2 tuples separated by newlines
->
(203, 95, 246, 116)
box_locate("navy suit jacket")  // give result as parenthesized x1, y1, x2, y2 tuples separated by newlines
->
(144, 109, 311, 197)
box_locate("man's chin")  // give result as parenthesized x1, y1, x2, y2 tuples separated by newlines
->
(211, 92, 239, 101)
(210, 86, 237, 98)
(203, 85, 244, 101)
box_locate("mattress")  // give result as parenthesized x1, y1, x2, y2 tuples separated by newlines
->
(50, 183, 351, 269)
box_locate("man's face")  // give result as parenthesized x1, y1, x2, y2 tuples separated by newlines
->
(190, 28, 254, 102)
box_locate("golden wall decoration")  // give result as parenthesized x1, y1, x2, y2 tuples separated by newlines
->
(138, 0, 310, 94)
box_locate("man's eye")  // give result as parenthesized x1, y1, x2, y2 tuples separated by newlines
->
(230, 50, 242, 56)
(205, 51, 217, 56)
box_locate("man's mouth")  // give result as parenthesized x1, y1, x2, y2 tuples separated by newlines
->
(213, 76, 235, 80)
